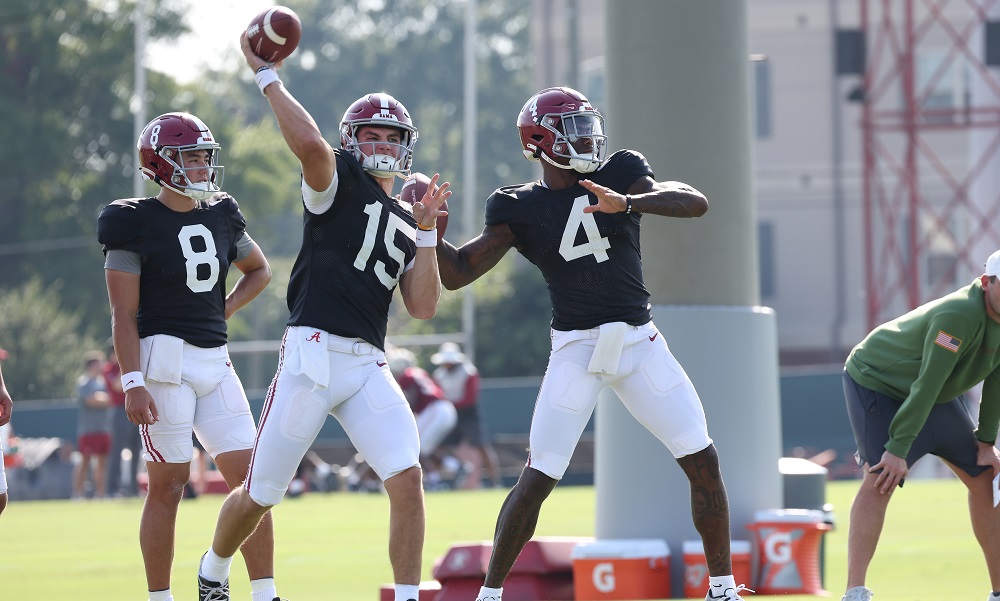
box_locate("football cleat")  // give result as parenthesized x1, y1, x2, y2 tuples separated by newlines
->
(842, 587, 873, 601)
(706, 583, 753, 600)
(197, 573, 229, 601)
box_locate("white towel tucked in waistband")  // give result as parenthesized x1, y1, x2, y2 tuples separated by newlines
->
(284, 326, 330, 391)
(587, 322, 628, 375)
(141, 334, 184, 385)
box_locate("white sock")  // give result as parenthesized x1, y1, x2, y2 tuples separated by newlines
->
(250, 577, 276, 601)
(199, 548, 233, 583)
(477, 586, 503, 600)
(148, 590, 172, 601)
(709, 575, 737, 591)
(395, 583, 419, 601)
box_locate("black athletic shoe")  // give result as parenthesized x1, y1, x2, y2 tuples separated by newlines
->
(197, 572, 229, 601)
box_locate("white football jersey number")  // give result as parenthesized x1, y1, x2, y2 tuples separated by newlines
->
(354, 201, 415, 289)
(559, 195, 610, 263)
(177, 224, 221, 293)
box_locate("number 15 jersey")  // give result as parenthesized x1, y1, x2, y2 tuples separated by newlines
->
(285, 149, 419, 349)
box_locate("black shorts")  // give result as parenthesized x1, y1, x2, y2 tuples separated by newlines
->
(443, 405, 491, 447)
(842, 371, 987, 480)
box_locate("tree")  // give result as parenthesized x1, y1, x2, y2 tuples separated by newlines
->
(0, 0, 189, 336)
(0, 278, 101, 400)
(0, 0, 556, 397)
(388, 254, 552, 377)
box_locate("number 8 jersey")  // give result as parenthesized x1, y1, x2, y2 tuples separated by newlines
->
(485, 149, 654, 332)
(97, 194, 248, 348)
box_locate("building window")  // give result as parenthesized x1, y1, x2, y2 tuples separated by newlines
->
(759, 221, 776, 297)
(753, 58, 772, 139)
(916, 51, 966, 124)
(580, 56, 605, 111)
(926, 253, 957, 290)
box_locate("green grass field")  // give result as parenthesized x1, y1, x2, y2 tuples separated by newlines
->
(0, 478, 989, 600)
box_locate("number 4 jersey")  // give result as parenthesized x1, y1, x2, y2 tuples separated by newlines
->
(485, 149, 654, 332)
(98, 194, 249, 348)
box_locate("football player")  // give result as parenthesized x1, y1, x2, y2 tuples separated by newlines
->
(98, 112, 277, 601)
(197, 32, 451, 601)
(0, 359, 12, 517)
(387, 346, 461, 489)
(434, 87, 748, 601)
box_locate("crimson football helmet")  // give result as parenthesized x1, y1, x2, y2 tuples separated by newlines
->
(340, 92, 418, 179)
(137, 112, 223, 200)
(517, 87, 606, 173)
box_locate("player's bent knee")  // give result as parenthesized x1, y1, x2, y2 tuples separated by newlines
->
(384, 466, 424, 500)
(528, 452, 569, 480)
(373, 450, 420, 482)
(247, 483, 284, 509)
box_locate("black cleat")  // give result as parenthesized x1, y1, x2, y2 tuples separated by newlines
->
(197, 573, 229, 601)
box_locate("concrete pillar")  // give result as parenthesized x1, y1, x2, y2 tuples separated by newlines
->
(598, 2, 783, 595)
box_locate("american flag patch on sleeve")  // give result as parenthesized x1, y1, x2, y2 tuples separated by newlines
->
(934, 330, 962, 352)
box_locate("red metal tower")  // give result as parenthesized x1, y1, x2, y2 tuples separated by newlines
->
(860, 0, 1000, 329)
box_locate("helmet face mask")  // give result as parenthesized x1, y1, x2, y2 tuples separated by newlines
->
(352, 127, 409, 178)
(137, 112, 223, 200)
(340, 93, 418, 179)
(518, 87, 607, 173)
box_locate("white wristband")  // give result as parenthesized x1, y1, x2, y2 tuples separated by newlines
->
(121, 371, 145, 392)
(415, 228, 438, 247)
(255, 67, 281, 95)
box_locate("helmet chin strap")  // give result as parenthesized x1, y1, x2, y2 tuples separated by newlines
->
(539, 151, 600, 174)
(183, 182, 217, 200)
(362, 153, 407, 178)
(569, 157, 601, 173)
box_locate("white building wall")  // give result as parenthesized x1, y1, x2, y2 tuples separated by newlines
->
(751, 0, 867, 361)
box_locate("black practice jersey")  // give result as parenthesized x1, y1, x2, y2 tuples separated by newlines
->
(485, 149, 654, 331)
(97, 194, 247, 347)
(286, 149, 418, 349)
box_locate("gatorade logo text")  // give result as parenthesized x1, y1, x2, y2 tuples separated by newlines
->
(686, 563, 708, 588)
(764, 531, 793, 563)
(592, 562, 616, 593)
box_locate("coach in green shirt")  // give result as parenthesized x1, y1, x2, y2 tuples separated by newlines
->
(840, 250, 1000, 601)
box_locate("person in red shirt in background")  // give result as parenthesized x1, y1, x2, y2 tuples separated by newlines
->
(102, 338, 142, 497)
(0, 347, 13, 516)
(386, 346, 464, 490)
(431, 342, 503, 488)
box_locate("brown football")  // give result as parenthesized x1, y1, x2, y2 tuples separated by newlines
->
(399, 173, 449, 242)
(246, 6, 302, 63)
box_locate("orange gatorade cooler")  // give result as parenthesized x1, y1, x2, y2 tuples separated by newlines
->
(571, 539, 670, 600)
(682, 539, 752, 598)
(748, 509, 831, 595)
